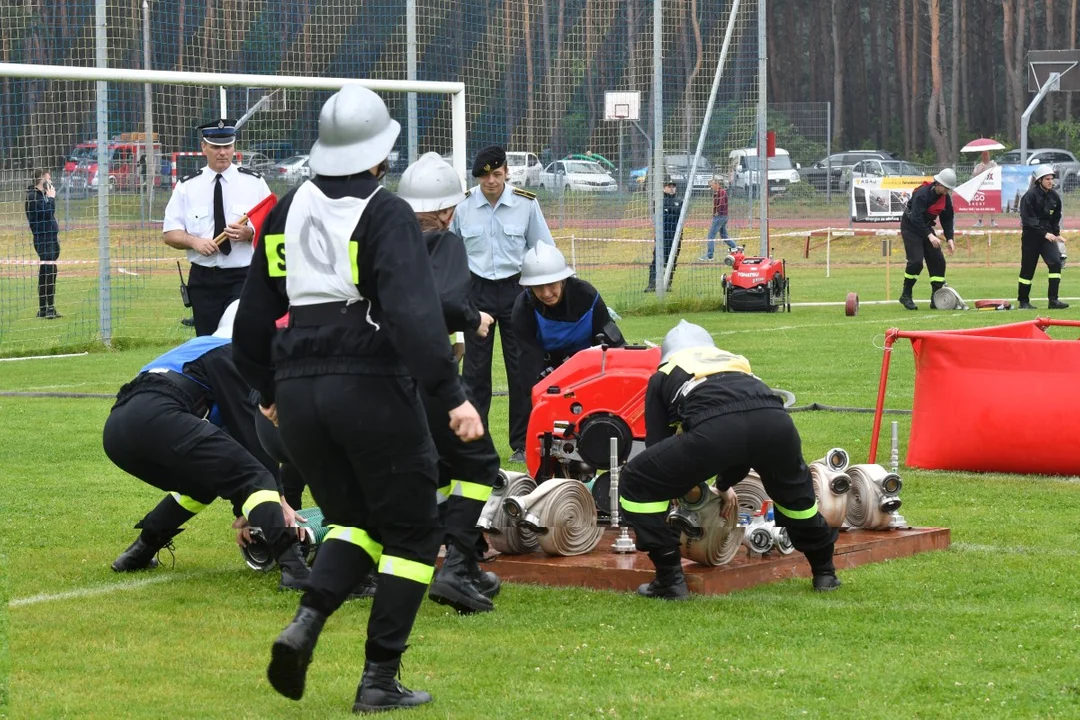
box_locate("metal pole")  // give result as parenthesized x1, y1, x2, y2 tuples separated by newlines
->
(757, 0, 768, 256)
(652, 0, 665, 299)
(96, 0, 111, 345)
(143, 0, 155, 222)
(825, 101, 831, 203)
(220, 87, 227, 118)
(1020, 72, 1060, 164)
(452, 88, 466, 186)
(664, 0, 741, 292)
(407, 0, 418, 165)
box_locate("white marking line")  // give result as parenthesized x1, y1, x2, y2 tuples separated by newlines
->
(118, 267, 140, 276)
(0, 352, 90, 363)
(8, 570, 215, 608)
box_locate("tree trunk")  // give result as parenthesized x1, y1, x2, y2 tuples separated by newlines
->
(898, 0, 911, 156)
(909, 0, 920, 154)
(1069, 0, 1078, 121)
(926, 0, 949, 163)
(871, 0, 888, 148)
(1003, 0, 1016, 141)
(682, 0, 703, 153)
(1045, 0, 1055, 123)
(1013, 0, 1027, 146)
(524, 0, 534, 151)
(831, 0, 845, 147)
(960, 0, 969, 134)
(950, 0, 959, 161)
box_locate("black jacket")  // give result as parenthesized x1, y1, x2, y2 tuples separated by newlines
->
(425, 229, 481, 334)
(901, 182, 954, 239)
(232, 172, 466, 412)
(510, 276, 623, 385)
(1019, 184, 1062, 238)
(25, 186, 58, 242)
(662, 193, 682, 240)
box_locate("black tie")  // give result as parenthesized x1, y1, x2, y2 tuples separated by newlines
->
(214, 173, 231, 255)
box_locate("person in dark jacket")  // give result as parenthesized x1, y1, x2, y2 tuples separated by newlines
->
(24, 169, 61, 319)
(617, 320, 840, 600)
(511, 243, 624, 404)
(396, 152, 504, 614)
(104, 301, 310, 590)
(232, 85, 483, 714)
(1017, 165, 1068, 310)
(645, 178, 684, 292)
(898, 168, 957, 310)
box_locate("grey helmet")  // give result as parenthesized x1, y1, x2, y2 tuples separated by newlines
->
(397, 152, 466, 212)
(308, 84, 401, 177)
(1033, 164, 1057, 182)
(212, 299, 240, 339)
(933, 168, 958, 190)
(660, 320, 715, 363)
(520, 243, 575, 286)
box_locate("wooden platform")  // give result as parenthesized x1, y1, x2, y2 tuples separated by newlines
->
(483, 527, 950, 596)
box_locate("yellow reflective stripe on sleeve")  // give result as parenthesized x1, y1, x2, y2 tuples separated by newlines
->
(446, 479, 493, 502)
(378, 554, 435, 585)
(264, 234, 286, 277)
(325, 525, 384, 563)
(773, 500, 819, 521)
(242, 490, 281, 519)
(170, 492, 208, 514)
(619, 496, 670, 514)
(1018, 277, 1033, 284)
(350, 239, 360, 284)
(1049, 273, 1062, 279)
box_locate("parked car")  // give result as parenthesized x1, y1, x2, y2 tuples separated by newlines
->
(238, 151, 277, 176)
(61, 134, 162, 194)
(506, 151, 543, 187)
(801, 150, 900, 192)
(728, 147, 801, 196)
(849, 159, 930, 183)
(664, 153, 716, 194)
(996, 148, 1080, 192)
(538, 160, 618, 192)
(275, 154, 311, 185)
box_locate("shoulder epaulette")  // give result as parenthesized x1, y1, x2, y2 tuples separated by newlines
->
(237, 166, 262, 179)
(512, 187, 537, 201)
(178, 172, 198, 184)
(464, 189, 472, 198)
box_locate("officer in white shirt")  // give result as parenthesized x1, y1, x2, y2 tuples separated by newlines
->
(163, 119, 272, 335)
(450, 145, 555, 463)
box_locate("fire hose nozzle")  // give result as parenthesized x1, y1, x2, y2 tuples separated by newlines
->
(825, 448, 850, 472)
(666, 506, 704, 538)
(829, 475, 852, 495)
(878, 496, 902, 513)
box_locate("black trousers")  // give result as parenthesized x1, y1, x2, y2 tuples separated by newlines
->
(900, 220, 947, 293)
(464, 273, 529, 451)
(1018, 232, 1063, 301)
(421, 385, 501, 560)
(103, 389, 289, 545)
(647, 234, 681, 290)
(33, 237, 59, 311)
(188, 264, 248, 336)
(620, 408, 837, 571)
(276, 373, 442, 663)
(255, 410, 306, 510)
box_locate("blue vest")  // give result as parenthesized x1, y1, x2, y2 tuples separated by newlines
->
(534, 294, 598, 355)
(140, 335, 232, 388)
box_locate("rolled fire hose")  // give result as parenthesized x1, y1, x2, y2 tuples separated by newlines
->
(504, 478, 604, 557)
(241, 506, 329, 571)
(844, 464, 903, 530)
(668, 482, 745, 566)
(809, 452, 852, 529)
(733, 472, 770, 515)
(485, 473, 541, 555)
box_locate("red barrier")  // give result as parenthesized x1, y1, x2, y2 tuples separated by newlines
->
(870, 318, 1080, 475)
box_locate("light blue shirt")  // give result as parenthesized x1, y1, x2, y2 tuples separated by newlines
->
(451, 183, 554, 280)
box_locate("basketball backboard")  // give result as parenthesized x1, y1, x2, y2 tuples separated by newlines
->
(604, 91, 640, 121)
(1027, 50, 1080, 93)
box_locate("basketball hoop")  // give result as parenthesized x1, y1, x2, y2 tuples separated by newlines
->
(604, 91, 640, 121)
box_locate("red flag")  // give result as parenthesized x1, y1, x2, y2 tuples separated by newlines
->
(246, 193, 278, 249)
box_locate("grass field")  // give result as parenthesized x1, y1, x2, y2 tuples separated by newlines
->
(2, 300, 1080, 719)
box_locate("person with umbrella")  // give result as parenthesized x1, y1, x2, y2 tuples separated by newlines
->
(961, 138, 1005, 228)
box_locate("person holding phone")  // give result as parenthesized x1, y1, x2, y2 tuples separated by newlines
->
(24, 169, 61, 319)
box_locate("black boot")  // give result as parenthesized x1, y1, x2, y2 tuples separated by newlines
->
(1048, 298, 1070, 309)
(1018, 282, 1036, 309)
(353, 659, 433, 714)
(111, 529, 181, 572)
(349, 570, 379, 600)
(637, 562, 690, 600)
(898, 294, 917, 311)
(456, 545, 501, 599)
(276, 543, 312, 591)
(428, 546, 494, 613)
(812, 573, 842, 592)
(267, 605, 327, 701)
(805, 545, 841, 592)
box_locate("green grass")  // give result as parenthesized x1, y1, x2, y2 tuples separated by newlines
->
(3, 309, 1080, 718)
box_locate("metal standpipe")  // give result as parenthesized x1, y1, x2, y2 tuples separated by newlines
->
(95, 0, 111, 345)
(652, 0, 665, 300)
(609, 437, 636, 553)
(756, 0, 768, 256)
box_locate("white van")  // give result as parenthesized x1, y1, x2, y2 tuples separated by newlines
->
(506, 151, 542, 187)
(728, 147, 801, 196)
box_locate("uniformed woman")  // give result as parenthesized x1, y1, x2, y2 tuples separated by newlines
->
(1017, 165, 1069, 310)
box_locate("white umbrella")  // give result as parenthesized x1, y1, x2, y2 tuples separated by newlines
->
(960, 138, 1006, 153)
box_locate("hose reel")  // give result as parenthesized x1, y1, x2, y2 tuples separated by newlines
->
(809, 453, 852, 529)
(667, 482, 745, 566)
(503, 478, 604, 556)
(483, 471, 542, 555)
(844, 464, 903, 530)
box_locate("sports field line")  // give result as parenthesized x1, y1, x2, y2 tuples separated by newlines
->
(7, 569, 223, 608)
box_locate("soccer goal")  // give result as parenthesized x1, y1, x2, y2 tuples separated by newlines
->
(0, 62, 465, 357)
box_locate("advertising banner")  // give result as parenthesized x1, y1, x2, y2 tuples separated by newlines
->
(850, 176, 930, 223)
(850, 166, 1032, 223)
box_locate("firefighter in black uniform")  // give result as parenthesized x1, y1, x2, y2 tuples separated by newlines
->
(898, 168, 957, 310)
(511, 243, 624, 409)
(644, 177, 683, 292)
(618, 320, 840, 600)
(232, 85, 484, 714)
(398, 151, 503, 614)
(104, 300, 310, 589)
(1017, 165, 1069, 310)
